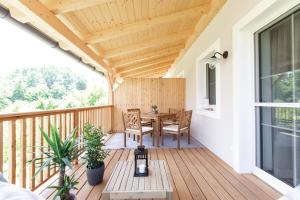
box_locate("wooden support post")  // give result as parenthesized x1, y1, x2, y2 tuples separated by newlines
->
(106, 72, 115, 134)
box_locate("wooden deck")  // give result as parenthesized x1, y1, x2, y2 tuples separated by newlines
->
(34, 148, 282, 200)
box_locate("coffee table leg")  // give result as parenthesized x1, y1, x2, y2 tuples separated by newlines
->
(102, 193, 110, 200)
(167, 191, 173, 200)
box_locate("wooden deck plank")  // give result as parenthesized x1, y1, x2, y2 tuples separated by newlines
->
(39, 148, 281, 200)
(243, 174, 282, 200)
(156, 149, 179, 200)
(170, 149, 206, 200)
(198, 148, 272, 200)
(163, 149, 193, 200)
(177, 149, 220, 200)
(202, 149, 276, 200)
(188, 148, 243, 200)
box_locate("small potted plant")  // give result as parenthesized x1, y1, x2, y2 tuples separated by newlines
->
(151, 105, 158, 114)
(31, 125, 80, 200)
(83, 123, 108, 185)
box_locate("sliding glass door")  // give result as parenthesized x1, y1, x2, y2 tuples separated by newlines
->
(255, 8, 300, 187)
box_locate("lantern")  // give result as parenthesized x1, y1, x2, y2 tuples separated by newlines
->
(134, 145, 148, 177)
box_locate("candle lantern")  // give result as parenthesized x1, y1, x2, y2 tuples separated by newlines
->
(134, 145, 148, 177)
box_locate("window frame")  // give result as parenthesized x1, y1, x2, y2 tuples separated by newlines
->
(254, 6, 300, 187)
(196, 40, 221, 118)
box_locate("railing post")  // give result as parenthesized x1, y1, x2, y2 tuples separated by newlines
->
(73, 111, 79, 165)
(0, 120, 3, 173)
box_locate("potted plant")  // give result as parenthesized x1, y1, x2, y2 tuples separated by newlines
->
(151, 105, 158, 114)
(83, 123, 108, 185)
(31, 125, 80, 200)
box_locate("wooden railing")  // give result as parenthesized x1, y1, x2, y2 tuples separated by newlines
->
(0, 105, 113, 190)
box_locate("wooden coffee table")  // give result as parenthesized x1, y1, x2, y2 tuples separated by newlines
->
(102, 160, 173, 200)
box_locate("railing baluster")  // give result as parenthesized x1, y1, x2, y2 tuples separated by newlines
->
(0, 120, 3, 173)
(30, 117, 36, 189)
(47, 115, 51, 178)
(8, 120, 16, 184)
(39, 116, 44, 183)
(20, 118, 27, 188)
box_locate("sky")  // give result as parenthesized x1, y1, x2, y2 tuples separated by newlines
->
(0, 16, 107, 88)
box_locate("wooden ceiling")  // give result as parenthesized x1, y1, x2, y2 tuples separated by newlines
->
(0, 0, 226, 79)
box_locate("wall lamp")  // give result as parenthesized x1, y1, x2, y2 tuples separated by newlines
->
(206, 51, 229, 69)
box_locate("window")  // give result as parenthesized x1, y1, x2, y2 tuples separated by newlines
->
(255, 8, 300, 187)
(195, 40, 221, 118)
(206, 64, 216, 105)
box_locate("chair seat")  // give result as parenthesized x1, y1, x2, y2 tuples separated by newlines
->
(163, 120, 178, 125)
(162, 124, 188, 132)
(141, 120, 152, 124)
(126, 126, 153, 134)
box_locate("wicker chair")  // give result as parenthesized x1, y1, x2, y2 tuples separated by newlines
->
(122, 111, 154, 147)
(161, 110, 192, 149)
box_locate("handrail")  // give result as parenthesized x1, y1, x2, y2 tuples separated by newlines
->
(0, 105, 114, 191)
(0, 105, 113, 120)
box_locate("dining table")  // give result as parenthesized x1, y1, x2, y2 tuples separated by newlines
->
(141, 112, 176, 147)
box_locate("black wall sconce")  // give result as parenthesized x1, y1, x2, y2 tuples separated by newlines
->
(211, 51, 229, 59)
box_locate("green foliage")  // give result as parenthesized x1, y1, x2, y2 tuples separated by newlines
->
(49, 175, 78, 200)
(0, 66, 107, 113)
(31, 125, 79, 174)
(83, 123, 108, 169)
(76, 79, 87, 91)
(30, 125, 80, 200)
(88, 90, 104, 106)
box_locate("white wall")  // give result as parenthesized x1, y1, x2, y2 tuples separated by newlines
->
(166, 0, 263, 167)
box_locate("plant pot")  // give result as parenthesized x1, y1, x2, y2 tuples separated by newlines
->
(55, 193, 76, 200)
(86, 162, 105, 186)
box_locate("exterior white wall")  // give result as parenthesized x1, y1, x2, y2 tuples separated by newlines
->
(167, 0, 261, 167)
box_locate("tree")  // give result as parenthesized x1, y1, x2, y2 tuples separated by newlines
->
(76, 80, 87, 91)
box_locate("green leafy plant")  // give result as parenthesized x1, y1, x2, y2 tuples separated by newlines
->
(30, 125, 80, 200)
(83, 123, 108, 169)
(49, 175, 78, 200)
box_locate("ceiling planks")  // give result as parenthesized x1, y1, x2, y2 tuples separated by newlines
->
(84, 6, 209, 44)
(0, 0, 227, 79)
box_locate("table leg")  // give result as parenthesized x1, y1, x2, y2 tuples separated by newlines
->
(167, 191, 173, 200)
(156, 117, 160, 147)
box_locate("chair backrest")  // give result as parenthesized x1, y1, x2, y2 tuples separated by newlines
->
(122, 111, 142, 131)
(169, 108, 183, 120)
(179, 110, 193, 129)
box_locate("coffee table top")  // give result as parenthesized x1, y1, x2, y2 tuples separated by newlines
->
(103, 160, 173, 199)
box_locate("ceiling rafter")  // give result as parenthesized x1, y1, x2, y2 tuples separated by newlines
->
(112, 44, 184, 68)
(44, 0, 115, 14)
(84, 5, 209, 44)
(117, 57, 176, 74)
(104, 30, 191, 59)
(117, 61, 173, 76)
(134, 69, 169, 78)
(122, 65, 171, 78)
(3, 0, 111, 72)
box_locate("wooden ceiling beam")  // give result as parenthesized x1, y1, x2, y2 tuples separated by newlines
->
(113, 44, 184, 68)
(84, 5, 210, 44)
(117, 61, 173, 76)
(117, 57, 175, 74)
(44, 0, 114, 14)
(122, 65, 171, 78)
(134, 69, 169, 78)
(105, 30, 191, 59)
(4, 0, 111, 72)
